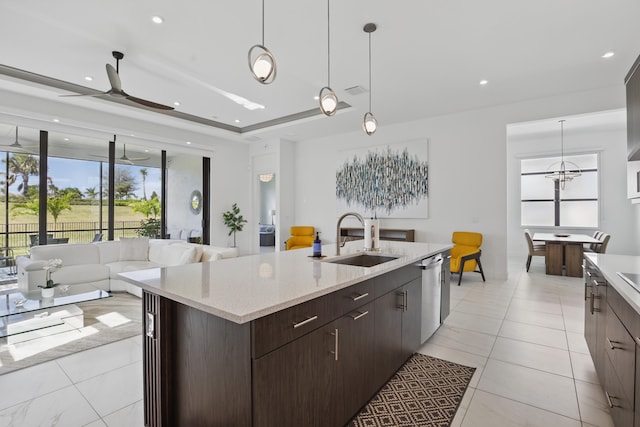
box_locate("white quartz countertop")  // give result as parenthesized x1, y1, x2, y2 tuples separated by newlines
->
(584, 253, 640, 314)
(118, 240, 452, 324)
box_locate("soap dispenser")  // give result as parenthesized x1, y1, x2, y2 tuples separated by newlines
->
(312, 232, 322, 258)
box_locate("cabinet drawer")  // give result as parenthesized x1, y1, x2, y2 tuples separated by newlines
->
(608, 285, 636, 336)
(252, 295, 331, 358)
(332, 280, 374, 318)
(373, 264, 421, 297)
(605, 307, 635, 402)
(604, 354, 634, 427)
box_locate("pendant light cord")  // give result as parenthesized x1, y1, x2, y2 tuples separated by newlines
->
(559, 119, 565, 161)
(261, 0, 265, 45)
(368, 32, 372, 112)
(327, 0, 331, 87)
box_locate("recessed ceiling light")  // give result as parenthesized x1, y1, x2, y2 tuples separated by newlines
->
(84, 76, 93, 82)
(479, 80, 489, 86)
(186, 141, 192, 145)
(152, 16, 164, 24)
(52, 118, 60, 123)
(313, 95, 319, 100)
(144, 149, 149, 152)
(602, 51, 615, 59)
(235, 119, 240, 123)
(63, 137, 69, 141)
(173, 101, 181, 106)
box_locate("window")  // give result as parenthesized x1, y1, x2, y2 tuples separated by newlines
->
(521, 153, 598, 227)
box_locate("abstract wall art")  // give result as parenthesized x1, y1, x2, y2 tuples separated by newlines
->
(336, 139, 428, 219)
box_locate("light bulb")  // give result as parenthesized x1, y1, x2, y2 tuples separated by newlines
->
(248, 45, 276, 84)
(319, 87, 338, 116)
(252, 54, 274, 81)
(363, 112, 377, 135)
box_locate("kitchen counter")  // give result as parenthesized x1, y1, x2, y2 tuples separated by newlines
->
(584, 253, 640, 314)
(119, 240, 452, 324)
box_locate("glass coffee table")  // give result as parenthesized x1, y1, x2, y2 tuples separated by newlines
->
(0, 284, 110, 343)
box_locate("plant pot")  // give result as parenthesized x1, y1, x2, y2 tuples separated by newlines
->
(41, 287, 55, 298)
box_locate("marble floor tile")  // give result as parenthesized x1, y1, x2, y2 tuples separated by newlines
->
(0, 384, 100, 426)
(443, 310, 503, 336)
(453, 300, 509, 319)
(498, 319, 568, 350)
(429, 324, 497, 357)
(489, 337, 573, 377)
(477, 359, 580, 419)
(509, 296, 564, 315)
(450, 386, 475, 427)
(574, 380, 615, 427)
(75, 361, 143, 417)
(102, 399, 144, 427)
(570, 352, 600, 385)
(505, 306, 566, 330)
(0, 360, 72, 411)
(567, 332, 590, 355)
(461, 389, 581, 427)
(56, 335, 142, 383)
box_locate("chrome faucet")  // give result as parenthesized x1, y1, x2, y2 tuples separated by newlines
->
(336, 212, 365, 255)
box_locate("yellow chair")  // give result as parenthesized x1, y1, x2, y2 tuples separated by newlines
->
(285, 226, 315, 250)
(450, 231, 486, 286)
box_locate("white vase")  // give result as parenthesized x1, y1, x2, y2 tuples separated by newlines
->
(41, 287, 55, 298)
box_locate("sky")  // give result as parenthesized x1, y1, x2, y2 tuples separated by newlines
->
(6, 156, 161, 199)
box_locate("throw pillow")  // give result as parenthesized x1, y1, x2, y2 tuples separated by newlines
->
(119, 237, 149, 261)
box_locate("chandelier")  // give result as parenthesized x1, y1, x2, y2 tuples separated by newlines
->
(545, 119, 581, 189)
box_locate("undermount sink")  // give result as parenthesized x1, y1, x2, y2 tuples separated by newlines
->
(326, 253, 398, 267)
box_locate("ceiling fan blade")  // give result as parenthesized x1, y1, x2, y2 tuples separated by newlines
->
(106, 63, 122, 93)
(126, 95, 174, 111)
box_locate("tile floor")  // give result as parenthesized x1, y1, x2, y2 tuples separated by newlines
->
(0, 256, 613, 426)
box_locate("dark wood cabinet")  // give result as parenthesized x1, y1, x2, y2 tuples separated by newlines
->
(253, 321, 339, 427)
(626, 54, 640, 161)
(340, 227, 415, 242)
(584, 259, 607, 385)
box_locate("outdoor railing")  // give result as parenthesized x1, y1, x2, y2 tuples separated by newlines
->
(0, 221, 142, 256)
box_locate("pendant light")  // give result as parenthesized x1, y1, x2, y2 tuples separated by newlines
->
(319, 0, 338, 116)
(248, 0, 277, 84)
(363, 23, 378, 135)
(545, 120, 581, 189)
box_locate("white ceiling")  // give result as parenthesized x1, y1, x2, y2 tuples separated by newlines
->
(1, 0, 639, 150)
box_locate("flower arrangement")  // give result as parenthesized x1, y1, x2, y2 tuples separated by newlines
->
(39, 258, 63, 289)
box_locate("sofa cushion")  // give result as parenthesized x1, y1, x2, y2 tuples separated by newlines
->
(95, 240, 120, 264)
(30, 243, 100, 266)
(106, 261, 161, 279)
(119, 237, 149, 261)
(51, 264, 110, 286)
(149, 243, 198, 266)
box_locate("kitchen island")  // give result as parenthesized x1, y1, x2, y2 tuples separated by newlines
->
(583, 253, 640, 427)
(120, 240, 452, 427)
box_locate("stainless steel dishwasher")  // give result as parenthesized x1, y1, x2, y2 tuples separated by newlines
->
(420, 254, 443, 343)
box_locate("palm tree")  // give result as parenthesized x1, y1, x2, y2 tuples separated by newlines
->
(140, 168, 148, 200)
(85, 187, 98, 202)
(7, 154, 39, 197)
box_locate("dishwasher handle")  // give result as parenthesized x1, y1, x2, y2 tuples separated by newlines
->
(419, 254, 443, 269)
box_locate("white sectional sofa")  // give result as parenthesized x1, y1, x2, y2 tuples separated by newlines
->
(16, 238, 237, 297)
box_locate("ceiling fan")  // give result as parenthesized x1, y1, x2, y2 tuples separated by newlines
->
(118, 144, 150, 165)
(61, 51, 174, 111)
(1, 127, 36, 152)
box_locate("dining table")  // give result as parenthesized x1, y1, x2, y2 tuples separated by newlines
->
(532, 232, 600, 277)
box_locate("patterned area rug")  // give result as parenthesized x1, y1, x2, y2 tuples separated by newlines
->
(350, 353, 475, 427)
(0, 292, 141, 375)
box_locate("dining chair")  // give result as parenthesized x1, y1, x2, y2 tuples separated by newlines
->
(595, 233, 611, 253)
(524, 229, 545, 272)
(586, 231, 603, 252)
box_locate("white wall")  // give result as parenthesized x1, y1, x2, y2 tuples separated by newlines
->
(291, 86, 625, 280)
(506, 111, 634, 259)
(166, 154, 203, 239)
(211, 141, 251, 252)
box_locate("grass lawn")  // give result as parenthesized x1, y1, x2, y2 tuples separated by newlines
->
(0, 202, 145, 224)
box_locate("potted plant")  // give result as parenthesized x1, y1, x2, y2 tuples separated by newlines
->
(223, 203, 248, 247)
(137, 217, 161, 238)
(39, 258, 63, 297)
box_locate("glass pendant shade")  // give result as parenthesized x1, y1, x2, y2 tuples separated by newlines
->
(248, 45, 276, 84)
(363, 112, 377, 135)
(319, 86, 338, 116)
